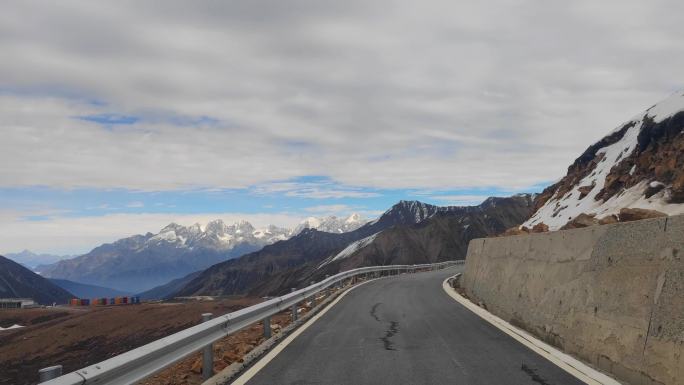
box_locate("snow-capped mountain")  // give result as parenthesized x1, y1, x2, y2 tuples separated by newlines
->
(525, 91, 684, 230)
(147, 220, 292, 250)
(293, 213, 368, 234)
(37, 220, 293, 293)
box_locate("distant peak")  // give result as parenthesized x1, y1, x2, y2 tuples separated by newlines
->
(391, 200, 432, 210)
(397, 199, 421, 204)
(160, 222, 183, 232)
(345, 213, 362, 222)
(235, 219, 252, 226)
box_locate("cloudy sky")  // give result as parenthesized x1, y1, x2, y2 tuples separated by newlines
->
(1, 0, 682, 255)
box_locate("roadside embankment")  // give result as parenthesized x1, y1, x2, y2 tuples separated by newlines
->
(461, 215, 684, 385)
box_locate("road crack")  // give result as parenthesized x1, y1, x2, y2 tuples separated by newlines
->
(380, 321, 399, 351)
(370, 303, 382, 322)
(521, 363, 551, 385)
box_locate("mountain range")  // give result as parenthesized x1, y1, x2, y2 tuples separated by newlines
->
(34, 214, 367, 293)
(172, 196, 533, 298)
(4, 250, 69, 269)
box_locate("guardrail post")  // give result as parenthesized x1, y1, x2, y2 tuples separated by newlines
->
(309, 281, 316, 304)
(201, 313, 214, 381)
(291, 288, 298, 322)
(263, 316, 271, 339)
(38, 365, 62, 383)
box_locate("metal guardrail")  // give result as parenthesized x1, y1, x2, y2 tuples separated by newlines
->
(41, 260, 463, 385)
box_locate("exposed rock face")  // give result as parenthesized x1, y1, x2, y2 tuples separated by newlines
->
(0, 255, 74, 304)
(525, 92, 684, 230)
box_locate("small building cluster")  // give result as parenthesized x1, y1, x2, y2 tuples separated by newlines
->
(69, 296, 141, 306)
(0, 298, 37, 309)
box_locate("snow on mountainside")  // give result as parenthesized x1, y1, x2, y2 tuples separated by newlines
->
(146, 220, 292, 250)
(328, 233, 379, 264)
(525, 92, 684, 230)
(293, 213, 368, 234)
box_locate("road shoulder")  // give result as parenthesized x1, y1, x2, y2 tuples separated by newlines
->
(441, 275, 621, 385)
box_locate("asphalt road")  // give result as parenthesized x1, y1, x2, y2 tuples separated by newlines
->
(244, 267, 585, 385)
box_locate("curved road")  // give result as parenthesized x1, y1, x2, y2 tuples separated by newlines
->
(243, 267, 585, 385)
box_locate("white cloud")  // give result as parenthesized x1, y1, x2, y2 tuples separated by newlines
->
(126, 201, 144, 208)
(303, 204, 356, 214)
(252, 181, 381, 199)
(0, 0, 682, 193)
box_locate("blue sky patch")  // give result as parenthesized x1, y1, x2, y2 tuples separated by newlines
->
(76, 113, 139, 125)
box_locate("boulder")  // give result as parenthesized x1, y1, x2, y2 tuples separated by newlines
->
(577, 184, 594, 199)
(561, 213, 598, 230)
(598, 215, 618, 225)
(530, 223, 549, 233)
(501, 226, 530, 236)
(670, 172, 684, 203)
(618, 208, 667, 222)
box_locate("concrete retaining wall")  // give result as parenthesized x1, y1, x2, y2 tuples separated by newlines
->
(461, 215, 684, 385)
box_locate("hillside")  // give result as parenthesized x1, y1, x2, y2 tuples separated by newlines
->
(320, 195, 533, 269)
(248, 195, 534, 295)
(136, 271, 201, 300)
(49, 279, 131, 299)
(0, 256, 73, 305)
(173, 197, 532, 297)
(525, 92, 684, 230)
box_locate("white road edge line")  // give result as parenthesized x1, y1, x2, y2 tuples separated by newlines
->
(441, 276, 622, 385)
(231, 279, 376, 385)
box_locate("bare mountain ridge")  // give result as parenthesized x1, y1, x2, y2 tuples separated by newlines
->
(0, 256, 74, 305)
